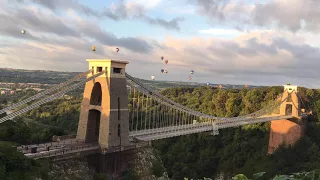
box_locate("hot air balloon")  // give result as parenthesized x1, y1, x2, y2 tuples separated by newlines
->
(164, 70, 168, 74)
(161, 56, 164, 60)
(165, 60, 168, 64)
(92, 45, 96, 51)
(161, 69, 164, 73)
(21, 29, 26, 34)
(206, 82, 210, 86)
(218, 85, 223, 89)
(245, 84, 249, 88)
(189, 76, 192, 80)
(116, 48, 119, 53)
(190, 70, 194, 74)
(151, 75, 155, 80)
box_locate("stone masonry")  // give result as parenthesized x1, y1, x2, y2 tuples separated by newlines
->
(77, 59, 130, 149)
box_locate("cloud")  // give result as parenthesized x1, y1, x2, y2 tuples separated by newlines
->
(191, 0, 320, 33)
(152, 32, 320, 87)
(29, 0, 100, 17)
(199, 28, 245, 36)
(102, 1, 185, 31)
(75, 20, 153, 53)
(2, 27, 320, 88)
(12, 0, 184, 31)
(141, 16, 185, 31)
(0, 3, 154, 54)
(130, 0, 163, 9)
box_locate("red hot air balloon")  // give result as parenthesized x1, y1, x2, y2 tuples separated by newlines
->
(165, 60, 168, 64)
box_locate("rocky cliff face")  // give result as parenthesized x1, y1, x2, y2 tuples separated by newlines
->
(130, 147, 169, 180)
(48, 158, 96, 180)
(37, 147, 169, 180)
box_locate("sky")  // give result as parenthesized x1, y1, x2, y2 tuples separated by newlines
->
(1, 0, 320, 88)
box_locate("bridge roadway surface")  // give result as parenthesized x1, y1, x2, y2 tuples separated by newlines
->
(17, 138, 149, 160)
(130, 115, 293, 141)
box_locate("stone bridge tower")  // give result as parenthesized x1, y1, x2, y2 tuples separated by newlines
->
(268, 84, 307, 154)
(77, 59, 130, 149)
(280, 85, 300, 117)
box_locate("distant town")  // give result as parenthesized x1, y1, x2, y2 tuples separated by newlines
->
(0, 82, 52, 95)
(0, 68, 263, 97)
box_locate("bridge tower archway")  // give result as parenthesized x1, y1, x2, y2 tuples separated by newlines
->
(86, 109, 101, 143)
(90, 82, 102, 106)
(77, 59, 130, 149)
(285, 104, 293, 116)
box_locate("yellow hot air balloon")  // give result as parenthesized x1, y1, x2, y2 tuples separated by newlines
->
(151, 75, 155, 80)
(21, 29, 26, 34)
(92, 45, 96, 51)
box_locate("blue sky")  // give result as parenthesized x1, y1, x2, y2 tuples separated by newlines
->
(1, 0, 320, 88)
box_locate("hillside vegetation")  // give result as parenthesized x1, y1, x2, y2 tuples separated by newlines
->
(0, 83, 320, 179)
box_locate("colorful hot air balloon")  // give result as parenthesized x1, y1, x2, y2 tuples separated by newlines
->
(190, 70, 194, 74)
(116, 48, 119, 53)
(21, 29, 26, 34)
(165, 60, 168, 64)
(92, 45, 96, 51)
(245, 84, 249, 88)
(161, 69, 164, 73)
(164, 70, 168, 74)
(151, 75, 155, 80)
(161, 56, 164, 60)
(189, 76, 192, 80)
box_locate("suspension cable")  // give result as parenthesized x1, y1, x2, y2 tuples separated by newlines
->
(0, 69, 93, 114)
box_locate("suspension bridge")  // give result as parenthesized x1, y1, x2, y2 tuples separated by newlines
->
(0, 59, 308, 161)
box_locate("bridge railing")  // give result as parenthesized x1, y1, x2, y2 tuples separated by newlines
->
(17, 139, 85, 152)
(25, 143, 99, 159)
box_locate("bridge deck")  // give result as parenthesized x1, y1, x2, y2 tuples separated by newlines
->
(132, 115, 293, 141)
(17, 115, 294, 159)
(17, 138, 150, 159)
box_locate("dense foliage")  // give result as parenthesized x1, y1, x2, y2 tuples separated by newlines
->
(0, 141, 49, 180)
(0, 94, 82, 179)
(0, 95, 82, 144)
(232, 170, 320, 180)
(153, 86, 320, 180)
(186, 169, 320, 179)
